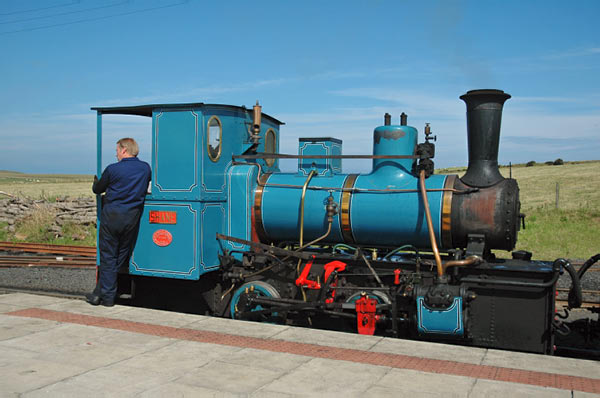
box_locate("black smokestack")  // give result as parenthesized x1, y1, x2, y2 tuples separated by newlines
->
(460, 89, 511, 187)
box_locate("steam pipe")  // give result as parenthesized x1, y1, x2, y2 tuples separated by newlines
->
(577, 253, 600, 280)
(298, 170, 318, 248)
(554, 258, 583, 308)
(419, 169, 443, 277)
(442, 255, 482, 274)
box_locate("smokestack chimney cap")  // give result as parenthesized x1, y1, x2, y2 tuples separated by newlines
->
(460, 89, 511, 105)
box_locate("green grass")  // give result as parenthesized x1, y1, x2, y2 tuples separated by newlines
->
(0, 170, 94, 199)
(0, 222, 9, 241)
(511, 207, 600, 260)
(4, 207, 96, 246)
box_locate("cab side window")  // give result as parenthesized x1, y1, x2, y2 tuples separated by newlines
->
(207, 116, 222, 162)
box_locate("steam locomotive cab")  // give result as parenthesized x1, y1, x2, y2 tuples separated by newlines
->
(93, 90, 582, 355)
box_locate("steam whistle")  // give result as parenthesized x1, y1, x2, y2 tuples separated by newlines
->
(252, 100, 262, 145)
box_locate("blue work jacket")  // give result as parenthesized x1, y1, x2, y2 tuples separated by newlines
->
(93, 157, 151, 212)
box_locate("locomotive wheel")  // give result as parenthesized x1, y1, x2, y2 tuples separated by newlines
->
(230, 281, 281, 320)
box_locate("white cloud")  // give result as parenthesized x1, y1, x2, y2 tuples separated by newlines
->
(542, 47, 600, 60)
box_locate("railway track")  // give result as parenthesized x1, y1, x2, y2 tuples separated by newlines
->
(0, 242, 96, 257)
(0, 242, 96, 269)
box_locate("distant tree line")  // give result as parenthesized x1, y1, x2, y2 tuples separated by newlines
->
(525, 159, 564, 167)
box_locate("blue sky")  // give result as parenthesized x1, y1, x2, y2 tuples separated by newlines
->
(1, 0, 598, 174)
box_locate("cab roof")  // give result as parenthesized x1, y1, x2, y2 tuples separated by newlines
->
(91, 103, 284, 125)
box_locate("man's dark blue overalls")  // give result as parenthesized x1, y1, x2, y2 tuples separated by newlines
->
(90, 157, 151, 306)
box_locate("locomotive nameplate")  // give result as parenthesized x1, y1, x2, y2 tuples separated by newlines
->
(149, 210, 177, 224)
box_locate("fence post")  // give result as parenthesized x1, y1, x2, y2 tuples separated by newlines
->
(555, 182, 559, 209)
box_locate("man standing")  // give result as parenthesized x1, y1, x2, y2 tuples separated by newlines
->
(86, 138, 151, 306)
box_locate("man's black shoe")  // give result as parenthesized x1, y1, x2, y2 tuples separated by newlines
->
(85, 293, 101, 306)
(101, 301, 115, 307)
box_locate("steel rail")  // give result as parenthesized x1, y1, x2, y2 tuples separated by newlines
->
(0, 242, 96, 257)
(556, 287, 600, 295)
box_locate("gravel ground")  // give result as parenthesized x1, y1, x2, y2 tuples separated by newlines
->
(0, 266, 96, 296)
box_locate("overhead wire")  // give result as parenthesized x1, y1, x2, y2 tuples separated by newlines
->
(0, 1, 79, 17)
(1, 1, 129, 25)
(0, 0, 188, 35)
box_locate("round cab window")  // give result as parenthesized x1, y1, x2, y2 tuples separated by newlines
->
(207, 116, 222, 162)
(265, 129, 276, 167)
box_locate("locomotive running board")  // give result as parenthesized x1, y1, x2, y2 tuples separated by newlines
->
(216, 233, 331, 260)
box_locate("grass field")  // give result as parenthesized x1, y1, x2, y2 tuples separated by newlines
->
(499, 161, 599, 260)
(0, 170, 94, 199)
(1, 162, 598, 260)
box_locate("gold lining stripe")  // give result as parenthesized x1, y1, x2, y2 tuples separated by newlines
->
(253, 173, 271, 243)
(340, 174, 358, 244)
(441, 174, 456, 249)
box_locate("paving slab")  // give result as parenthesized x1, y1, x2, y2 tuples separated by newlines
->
(482, 348, 600, 379)
(115, 339, 242, 378)
(99, 306, 203, 328)
(0, 292, 72, 307)
(177, 360, 285, 394)
(39, 297, 132, 316)
(375, 368, 477, 397)
(219, 347, 312, 372)
(0, 302, 28, 314)
(469, 379, 571, 398)
(1, 293, 599, 397)
(0, 356, 87, 394)
(0, 314, 59, 341)
(185, 315, 290, 339)
(370, 336, 488, 365)
(1, 322, 174, 371)
(22, 361, 178, 397)
(260, 357, 390, 395)
(137, 382, 244, 398)
(271, 324, 383, 351)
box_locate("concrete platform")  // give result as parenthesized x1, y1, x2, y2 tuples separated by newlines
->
(0, 292, 598, 397)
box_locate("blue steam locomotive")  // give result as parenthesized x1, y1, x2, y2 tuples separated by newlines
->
(92, 90, 594, 355)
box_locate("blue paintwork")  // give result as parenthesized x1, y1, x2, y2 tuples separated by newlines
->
(225, 165, 258, 259)
(416, 296, 464, 336)
(131, 202, 201, 279)
(351, 169, 446, 248)
(95, 103, 282, 280)
(261, 173, 347, 243)
(372, 125, 417, 171)
(259, 124, 447, 249)
(298, 138, 342, 176)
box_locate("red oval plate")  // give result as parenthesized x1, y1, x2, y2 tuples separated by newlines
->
(152, 229, 173, 247)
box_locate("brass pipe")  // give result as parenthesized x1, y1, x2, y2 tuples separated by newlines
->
(297, 169, 318, 306)
(298, 170, 318, 249)
(419, 169, 443, 277)
(442, 255, 482, 274)
(297, 220, 332, 252)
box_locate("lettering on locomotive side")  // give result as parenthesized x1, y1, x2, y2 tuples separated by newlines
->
(149, 210, 177, 224)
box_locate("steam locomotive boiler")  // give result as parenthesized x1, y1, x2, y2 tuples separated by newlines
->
(92, 89, 590, 355)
